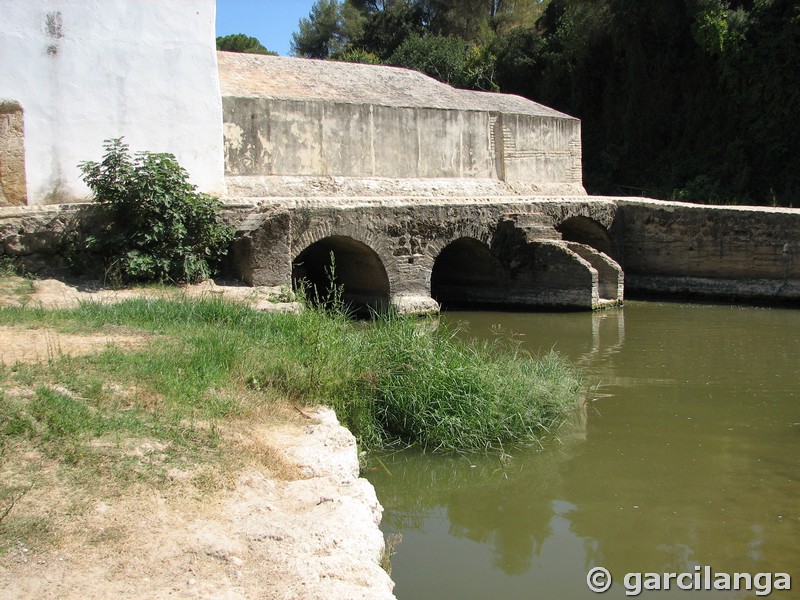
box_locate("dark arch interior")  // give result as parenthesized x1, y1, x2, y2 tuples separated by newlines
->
(431, 237, 509, 308)
(556, 216, 616, 259)
(292, 235, 390, 315)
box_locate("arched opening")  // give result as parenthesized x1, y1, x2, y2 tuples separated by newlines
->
(556, 217, 623, 305)
(431, 237, 509, 308)
(557, 216, 616, 259)
(292, 235, 390, 315)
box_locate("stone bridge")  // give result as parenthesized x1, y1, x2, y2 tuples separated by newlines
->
(218, 53, 623, 314)
(229, 196, 623, 314)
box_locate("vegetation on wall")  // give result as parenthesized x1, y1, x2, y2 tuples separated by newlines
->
(292, 0, 799, 207)
(76, 139, 233, 284)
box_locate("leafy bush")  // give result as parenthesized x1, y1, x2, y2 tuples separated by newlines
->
(388, 33, 498, 91)
(78, 138, 233, 284)
(333, 47, 382, 65)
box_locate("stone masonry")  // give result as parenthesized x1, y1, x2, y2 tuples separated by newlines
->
(0, 100, 26, 207)
(219, 53, 619, 313)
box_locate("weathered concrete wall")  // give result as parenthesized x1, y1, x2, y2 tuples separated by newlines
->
(218, 52, 585, 198)
(0, 0, 225, 205)
(493, 113, 583, 191)
(610, 198, 800, 303)
(224, 98, 494, 180)
(0, 101, 27, 206)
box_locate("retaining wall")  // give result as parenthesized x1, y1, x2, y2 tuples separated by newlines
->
(611, 198, 800, 304)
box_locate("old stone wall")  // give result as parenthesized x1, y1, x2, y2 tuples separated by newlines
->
(230, 198, 616, 312)
(0, 0, 225, 205)
(0, 204, 89, 273)
(610, 198, 800, 303)
(0, 101, 27, 207)
(4, 196, 799, 308)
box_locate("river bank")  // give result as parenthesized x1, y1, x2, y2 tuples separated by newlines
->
(0, 277, 396, 599)
(0, 404, 395, 599)
(0, 274, 582, 598)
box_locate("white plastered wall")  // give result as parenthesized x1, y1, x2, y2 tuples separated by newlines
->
(0, 0, 225, 204)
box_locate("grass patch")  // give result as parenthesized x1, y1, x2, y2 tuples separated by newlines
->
(0, 290, 583, 554)
(365, 317, 581, 451)
(0, 271, 35, 306)
(1, 383, 221, 480)
(0, 514, 52, 554)
(2, 294, 582, 454)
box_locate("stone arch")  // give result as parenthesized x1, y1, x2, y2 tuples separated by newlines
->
(556, 215, 617, 259)
(293, 217, 398, 292)
(430, 237, 509, 308)
(424, 223, 494, 261)
(292, 235, 391, 315)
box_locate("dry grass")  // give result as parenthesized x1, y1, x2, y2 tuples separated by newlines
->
(0, 325, 153, 366)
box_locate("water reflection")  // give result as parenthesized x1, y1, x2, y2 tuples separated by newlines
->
(367, 303, 800, 599)
(372, 417, 586, 576)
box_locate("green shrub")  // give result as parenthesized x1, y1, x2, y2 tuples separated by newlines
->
(78, 138, 233, 284)
(333, 47, 383, 65)
(388, 33, 498, 91)
(216, 33, 276, 55)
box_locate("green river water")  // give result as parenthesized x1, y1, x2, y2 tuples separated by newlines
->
(365, 301, 799, 599)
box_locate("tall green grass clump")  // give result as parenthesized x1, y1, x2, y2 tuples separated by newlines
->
(362, 317, 581, 452)
(222, 299, 583, 452)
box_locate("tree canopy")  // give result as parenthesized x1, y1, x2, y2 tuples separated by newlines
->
(216, 34, 276, 55)
(290, 0, 799, 207)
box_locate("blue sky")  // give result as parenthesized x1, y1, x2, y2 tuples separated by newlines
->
(216, 0, 318, 56)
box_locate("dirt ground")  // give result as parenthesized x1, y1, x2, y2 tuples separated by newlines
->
(0, 278, 396, 600)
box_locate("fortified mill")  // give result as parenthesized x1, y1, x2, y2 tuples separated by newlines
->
(2, 0, 799, 311)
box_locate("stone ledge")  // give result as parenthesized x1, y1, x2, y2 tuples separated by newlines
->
(626, 274, 800, 304)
